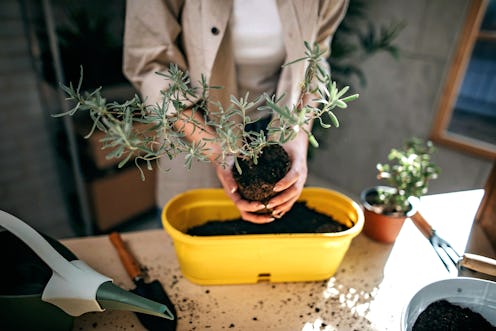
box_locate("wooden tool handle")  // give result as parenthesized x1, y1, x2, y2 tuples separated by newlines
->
(460, 253, 496, 277)
(109, 232, 142, 280)
(410, 211, 434, 239)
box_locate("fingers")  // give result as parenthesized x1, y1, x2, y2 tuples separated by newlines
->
(232, 195, 265, 213)
(240, 211, 275, 224)
(273, 168, 299, 192)
(231, 196, 275, 224)
(231, 195, 276, 223)
(214, 158, 307, 224)
(272, 209, 286, 219)
(267, 167, 302, 211)
(267, 155, 307, 216)
(216, 164, 275, 223)
(271, 195, 298, 218)
(268, 183, 298, 207)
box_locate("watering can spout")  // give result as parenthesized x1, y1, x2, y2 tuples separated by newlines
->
(96, 281, 174, 320)
(0, 209, 174, 322)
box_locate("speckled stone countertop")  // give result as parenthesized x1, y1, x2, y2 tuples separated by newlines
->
(63, 190, 484, 331)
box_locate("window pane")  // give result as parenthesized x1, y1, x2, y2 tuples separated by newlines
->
(448, 40, 496, 145)
(481, 0, 496, 30)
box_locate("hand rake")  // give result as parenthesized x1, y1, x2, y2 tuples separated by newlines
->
(410, 212, 496, 277)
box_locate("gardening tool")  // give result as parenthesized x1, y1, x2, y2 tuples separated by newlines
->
(0, 210, 174, 331)
(410, 211, 496, 278)
(109, 232, 177, 331)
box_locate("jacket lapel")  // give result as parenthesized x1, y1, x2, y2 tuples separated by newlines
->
(277, 0, 303, 63)
(276, 0, 319, 106)
(201, 0, 233, 77)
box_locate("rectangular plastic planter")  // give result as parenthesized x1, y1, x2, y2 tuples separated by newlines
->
(162, 187, 364, 285)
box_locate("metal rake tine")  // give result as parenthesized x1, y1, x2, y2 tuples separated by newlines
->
(431, 242, 451, 272)
(430, 231, 461, 272)
(439, 237, 461, 264)
(411, 212, 462, 273)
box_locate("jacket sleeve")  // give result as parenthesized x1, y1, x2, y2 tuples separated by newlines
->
(316, 0, 349, 73)
(123, 0, 186, 107)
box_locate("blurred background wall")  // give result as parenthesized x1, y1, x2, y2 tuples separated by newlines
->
(309, 0, 493, 197)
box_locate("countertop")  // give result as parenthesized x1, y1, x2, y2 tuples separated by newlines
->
(62, 189, 485, 331)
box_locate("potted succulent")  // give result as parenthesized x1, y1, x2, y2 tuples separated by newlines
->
(56, 42, 358, 205)
(360, 138, 441, 243)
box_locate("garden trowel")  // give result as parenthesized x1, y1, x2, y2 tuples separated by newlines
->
(109, 232, 177, 331)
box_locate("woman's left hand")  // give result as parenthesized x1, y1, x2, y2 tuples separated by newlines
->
(215, 161, 275, 224)
(266, 133, 309, 219)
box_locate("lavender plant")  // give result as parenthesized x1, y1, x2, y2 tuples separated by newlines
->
(55, 42, 359, 179)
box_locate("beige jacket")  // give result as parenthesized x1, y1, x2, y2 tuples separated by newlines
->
(123, 0, 348, 207)
(123, 0, 348, 111)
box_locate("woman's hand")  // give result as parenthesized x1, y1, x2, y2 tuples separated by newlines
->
(215, 162, 275, 224)
(216, 128, 309, 223)
(170, 109, 272, 222)
(266, 132, 309, 219)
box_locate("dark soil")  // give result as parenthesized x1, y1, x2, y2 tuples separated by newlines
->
(233, 144, 290, 203)
(186, 201, 350, 236)
(206, 144, 348, 236)
(363, 187, 410, 215)
(413, 299, 496, 331)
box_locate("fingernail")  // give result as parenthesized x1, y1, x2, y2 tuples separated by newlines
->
(265, 203, 273, 209)
(273, 185, 281, 192)
(230, 187, 236, 193)
(256, 203, 266, 210)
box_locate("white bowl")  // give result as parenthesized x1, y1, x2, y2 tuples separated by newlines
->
(401, 277, 496, 331)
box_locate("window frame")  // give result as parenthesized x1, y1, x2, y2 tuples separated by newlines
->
(430, 0, 496, 159)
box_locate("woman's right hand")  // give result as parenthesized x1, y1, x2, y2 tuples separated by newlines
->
(215, 163, 276, 224)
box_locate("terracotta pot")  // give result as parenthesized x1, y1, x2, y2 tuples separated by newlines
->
(361, 207, 407, 243)
(360, 186, 416, 244)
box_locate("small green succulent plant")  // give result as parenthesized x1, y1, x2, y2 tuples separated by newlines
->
(375, 138, 441, 213)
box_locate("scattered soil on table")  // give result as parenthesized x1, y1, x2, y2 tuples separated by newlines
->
(186, 201, 350, 236)
(413, 299, 496, 331)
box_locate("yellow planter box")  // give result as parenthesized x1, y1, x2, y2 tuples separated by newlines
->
(162, 187, 364, 285)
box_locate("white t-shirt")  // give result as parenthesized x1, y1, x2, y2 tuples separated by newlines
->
(230, 0, 287, 119)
